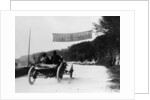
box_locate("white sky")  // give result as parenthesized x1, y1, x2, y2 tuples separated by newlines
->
(15, 16, 101, 58)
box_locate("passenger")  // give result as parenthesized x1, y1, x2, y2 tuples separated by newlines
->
(40, 52, 52, 64)
(39, 53, 53, 78)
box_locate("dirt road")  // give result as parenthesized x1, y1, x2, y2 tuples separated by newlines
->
(15, 64, 114, 93)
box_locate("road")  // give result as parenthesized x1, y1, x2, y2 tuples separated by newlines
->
(15, 63, 115, 93)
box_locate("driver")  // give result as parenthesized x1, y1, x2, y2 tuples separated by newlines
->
(51, 50, 63, 66)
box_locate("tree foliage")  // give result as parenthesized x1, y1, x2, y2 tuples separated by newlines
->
(93, 16, 120, 65)
(94, 16, 120, 35)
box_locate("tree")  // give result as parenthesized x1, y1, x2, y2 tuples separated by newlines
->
(68, 41, 95, 62)
(93, 16, 120, 66)
(94, 16, 120, 35)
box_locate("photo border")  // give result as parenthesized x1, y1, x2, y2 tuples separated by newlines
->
(0, 10, 135, 99)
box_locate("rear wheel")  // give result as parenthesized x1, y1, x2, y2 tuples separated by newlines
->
(28, 66, 37, 85)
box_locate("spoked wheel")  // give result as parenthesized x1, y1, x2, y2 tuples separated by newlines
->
(28, 66, 37, 85)
(69, 64, 74, 78)
(57, 63, 65, 82)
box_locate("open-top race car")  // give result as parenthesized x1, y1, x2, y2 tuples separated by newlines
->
(28, 55, 74, 85)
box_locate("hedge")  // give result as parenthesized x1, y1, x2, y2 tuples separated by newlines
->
(15, 67, 30, 78)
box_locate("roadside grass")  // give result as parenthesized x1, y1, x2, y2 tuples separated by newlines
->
(107, 65, 120, 91)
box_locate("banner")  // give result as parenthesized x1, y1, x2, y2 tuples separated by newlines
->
(53, 30, 92, 42)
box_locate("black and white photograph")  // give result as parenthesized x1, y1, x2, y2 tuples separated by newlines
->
(15, 16, 120, 93)
(1, 0, 149, 99)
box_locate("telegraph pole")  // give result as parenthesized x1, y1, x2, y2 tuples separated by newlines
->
(28, 27, 31, 67)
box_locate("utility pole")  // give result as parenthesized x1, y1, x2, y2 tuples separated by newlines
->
(28, 27, 31, 67)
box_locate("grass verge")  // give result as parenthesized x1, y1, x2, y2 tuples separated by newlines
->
(107, 65, 120, 92)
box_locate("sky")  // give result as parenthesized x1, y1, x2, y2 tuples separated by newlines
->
(15, 16, 101, 58)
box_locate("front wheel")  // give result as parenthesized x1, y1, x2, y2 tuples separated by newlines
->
(70, 64, 74, 78)
(28, 66, 37, 85)
(57, 63, 65, 82)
